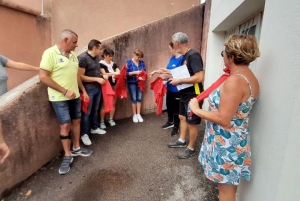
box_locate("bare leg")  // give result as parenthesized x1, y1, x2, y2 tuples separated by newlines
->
(178, 115, 188, 140)
(218, 184, 238, 201)
(187, 123, 198, 149)
(71, 119, 81, 149)
(137, 102, 141, 114)
(110, 99, 116, 119)
(100, 109, 105, 121)
(132, 103, 137, 114)
(60, 123, 72, 156)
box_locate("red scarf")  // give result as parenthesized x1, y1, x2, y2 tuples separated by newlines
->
(101, 81, 115, 114)
(114, 64, 128, 99)
(190, 67, 230, 115)
(150, 78, 167, 114)
(136, 70, 147, 92)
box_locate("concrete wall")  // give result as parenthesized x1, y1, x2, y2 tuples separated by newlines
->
(0, 5, 205, 197)
(0, 5, 51, 91)
(77, 5, 204, 119)
(205, 0, 300, 200)
(0, 77, 61, 197)
(45, 0, 199, 50)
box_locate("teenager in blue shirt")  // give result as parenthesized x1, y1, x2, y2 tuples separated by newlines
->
(126, 49, 146, 123)
(149, 42, 183, 136)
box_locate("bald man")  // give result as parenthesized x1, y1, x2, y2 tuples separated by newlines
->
(40, 29, 93, 175)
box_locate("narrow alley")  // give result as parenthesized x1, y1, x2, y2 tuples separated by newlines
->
(6, 113, 218, 201)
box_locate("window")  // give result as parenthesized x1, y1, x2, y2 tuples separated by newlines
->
(224, 13, 262, 71)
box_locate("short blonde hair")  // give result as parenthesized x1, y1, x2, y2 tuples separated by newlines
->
(134, 49, 144, 58)
(224, 35, 260, 65)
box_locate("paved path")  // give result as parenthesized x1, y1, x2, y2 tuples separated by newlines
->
(6, 113, 218, 201)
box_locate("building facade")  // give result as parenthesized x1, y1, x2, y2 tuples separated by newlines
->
(204, 0, 300, 200)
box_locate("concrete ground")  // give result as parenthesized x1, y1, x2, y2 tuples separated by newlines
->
(5, 113, 218, 201)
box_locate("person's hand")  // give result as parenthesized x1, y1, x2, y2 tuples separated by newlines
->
(103, 75, 108, 79)
(0, 142, 10, 164)
(115, 71, 120, 76)
(149, 70, 162, 77)
(135, 71, 141, 75)
(159, 74, 167, 80)
(138, 77, 144, 81)
(82, 92, 89, 101)
(189, 98, 200, 113)
(96, 78, 105, 84)
(169, 78, 180, 86)
(65, 90, 76, 99)
(159, 68, 171, 74)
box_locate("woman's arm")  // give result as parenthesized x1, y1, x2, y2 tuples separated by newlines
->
(189, 76, 244, 127)
(6, 59, 39, 71)
(0, 121, 10, 164)
(126, 61, 140, 76)
(100, 68, 119, 77)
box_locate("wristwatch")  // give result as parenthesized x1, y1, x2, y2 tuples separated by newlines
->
(178, 79, 182, 85)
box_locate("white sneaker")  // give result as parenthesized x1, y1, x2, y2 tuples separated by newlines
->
(137, 114, 143, 122)
(81, 134, 92, 146)
(133, 114, 138, 123)
(90, 128, 106, 135)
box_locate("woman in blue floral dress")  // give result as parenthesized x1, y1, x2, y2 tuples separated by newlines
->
(189, 35, 260, 201)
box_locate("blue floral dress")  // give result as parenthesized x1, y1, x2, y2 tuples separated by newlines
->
(199, 74, 257, 185)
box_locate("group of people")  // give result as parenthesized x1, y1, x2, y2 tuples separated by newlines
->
(150, 32, 260, 201)
(39, 29, 148, 174)
(0, 28, 260, 201)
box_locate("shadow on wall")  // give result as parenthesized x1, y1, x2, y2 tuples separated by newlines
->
(78, 5, 205, 120)
(0, 4, 205, 198)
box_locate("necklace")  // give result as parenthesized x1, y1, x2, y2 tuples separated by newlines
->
(231, 68, 248, 75)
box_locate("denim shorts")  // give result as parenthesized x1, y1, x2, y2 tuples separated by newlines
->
(51, 97, 81, 124)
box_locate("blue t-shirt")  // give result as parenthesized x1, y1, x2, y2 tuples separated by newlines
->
(166, 55, 183, 92)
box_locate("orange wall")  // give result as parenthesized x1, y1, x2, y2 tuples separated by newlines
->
(0, 0, 42, 15)
(45, 0, 199, 49)
(0, 5, 51, 90)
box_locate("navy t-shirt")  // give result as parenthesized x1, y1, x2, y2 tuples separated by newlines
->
(166, 55, 183, 92)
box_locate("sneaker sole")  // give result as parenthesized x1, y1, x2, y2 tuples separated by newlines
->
(168, 144, 187, 148)
(162, 125, 174, 129)
(177, 151, 196, 159)
(71, 152, 93, 157)
(90, 132, 106, 135)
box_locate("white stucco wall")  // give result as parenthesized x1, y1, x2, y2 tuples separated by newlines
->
(205, 0, 300, 200)
(238, 0, 300, 200)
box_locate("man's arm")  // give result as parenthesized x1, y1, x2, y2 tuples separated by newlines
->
(0, 121, 10, 164)
(78, 67, 105, 84)
(39, 68, 76, 99)
(170, 53, 204, 86)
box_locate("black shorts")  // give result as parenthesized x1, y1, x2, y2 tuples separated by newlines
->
(179, 93, 203, 125)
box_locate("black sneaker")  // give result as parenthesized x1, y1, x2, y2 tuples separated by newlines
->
(162, 122, 174, 129)
(177, 148, 196, 159)
(171, 127, 179, 137)
(71, 147, 93, 157)
(59, 156, 73, 175)
(168, 140, 187, 148)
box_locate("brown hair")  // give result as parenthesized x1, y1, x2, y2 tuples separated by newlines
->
(224, 35, 260, 65)
(134, 49, 144, 58)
